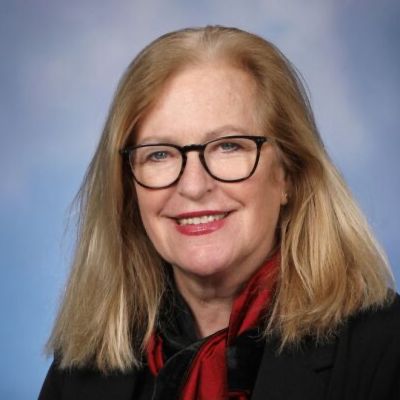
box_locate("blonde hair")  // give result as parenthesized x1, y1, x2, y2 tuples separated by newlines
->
(47, 26, 394, 372)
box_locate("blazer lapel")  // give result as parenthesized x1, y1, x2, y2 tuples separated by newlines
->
(251, 338, 336, 400)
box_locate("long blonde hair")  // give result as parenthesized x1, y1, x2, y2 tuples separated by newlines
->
(47, 26, 394, 372)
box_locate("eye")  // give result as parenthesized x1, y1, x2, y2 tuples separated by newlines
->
(134, 147, 176, 165)
(218, 141, 241, 152)
(218, 140, 242, 153)
(148, 150, 170, 161)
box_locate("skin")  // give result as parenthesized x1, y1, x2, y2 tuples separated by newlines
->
(135, 63, 288, 337)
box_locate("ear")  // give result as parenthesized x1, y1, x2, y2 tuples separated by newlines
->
(271, 147, 291, 206)
(279, 173, 291, 206)
(281, 191, 288, 205)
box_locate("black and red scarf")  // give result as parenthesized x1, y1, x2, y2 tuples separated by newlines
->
(146, 252, 278, 399)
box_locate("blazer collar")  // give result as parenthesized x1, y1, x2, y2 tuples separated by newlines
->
(64, 337, 335, 400)
(251, 337, 336, 400)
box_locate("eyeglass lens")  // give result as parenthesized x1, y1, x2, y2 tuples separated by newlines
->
(130, 136, 261, 188)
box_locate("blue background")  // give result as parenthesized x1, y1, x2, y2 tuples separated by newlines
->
(1, 1, 399, 398)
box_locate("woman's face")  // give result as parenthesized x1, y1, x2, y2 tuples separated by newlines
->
(135, 64, 287, 287)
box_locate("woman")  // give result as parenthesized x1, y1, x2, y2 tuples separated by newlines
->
(39, 26, 399, 399)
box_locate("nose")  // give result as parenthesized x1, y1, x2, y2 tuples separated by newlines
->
(176, 152, 215, 200)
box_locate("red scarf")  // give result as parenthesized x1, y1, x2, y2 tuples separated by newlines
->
(147, 253, 278, 400)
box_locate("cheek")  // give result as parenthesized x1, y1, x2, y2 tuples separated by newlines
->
(245, 166, 286, 222)
(135, 186, 172, 237)
(135, 188, 160, 230)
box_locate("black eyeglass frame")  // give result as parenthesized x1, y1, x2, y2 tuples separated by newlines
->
(120, 135, 268, 189)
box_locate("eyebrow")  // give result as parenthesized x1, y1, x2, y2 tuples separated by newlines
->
(136, 124, 253, 145)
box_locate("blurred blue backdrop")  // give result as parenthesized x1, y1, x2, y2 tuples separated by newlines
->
(1, 1, 399, 398)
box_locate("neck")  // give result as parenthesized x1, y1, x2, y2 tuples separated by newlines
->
(174, 274, 238, 338)
(171, 244, 278, 338)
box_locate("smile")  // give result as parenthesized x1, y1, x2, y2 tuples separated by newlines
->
(177, 213, 227, 226)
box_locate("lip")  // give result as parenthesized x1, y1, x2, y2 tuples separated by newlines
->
(172, 210, 230, 236)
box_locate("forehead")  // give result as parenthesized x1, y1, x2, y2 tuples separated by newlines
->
(135, 63, 261, 144)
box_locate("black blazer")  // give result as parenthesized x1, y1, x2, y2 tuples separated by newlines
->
(38, 295, 400, 400)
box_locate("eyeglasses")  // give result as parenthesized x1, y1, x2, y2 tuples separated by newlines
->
(120, 135, 268, 189)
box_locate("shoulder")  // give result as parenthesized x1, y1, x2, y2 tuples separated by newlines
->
(327, 293, 400, 399)
(253, 294, 400, 400)
(338, 292, 400, 359)
(38, 359, 66, 399)
(346, 292, 400, 340)
(38, 359, 140, 400)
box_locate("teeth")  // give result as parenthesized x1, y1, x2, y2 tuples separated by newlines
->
(178, 213, 227, 226)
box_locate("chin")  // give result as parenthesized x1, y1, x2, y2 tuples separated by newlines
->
(172, 254, 232, 279)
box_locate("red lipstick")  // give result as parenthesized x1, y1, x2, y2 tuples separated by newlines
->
(174, 210, 228, 236)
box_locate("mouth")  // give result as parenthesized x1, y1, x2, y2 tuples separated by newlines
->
(176, 213, 228, 226)
(171, 210, 231, 236)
